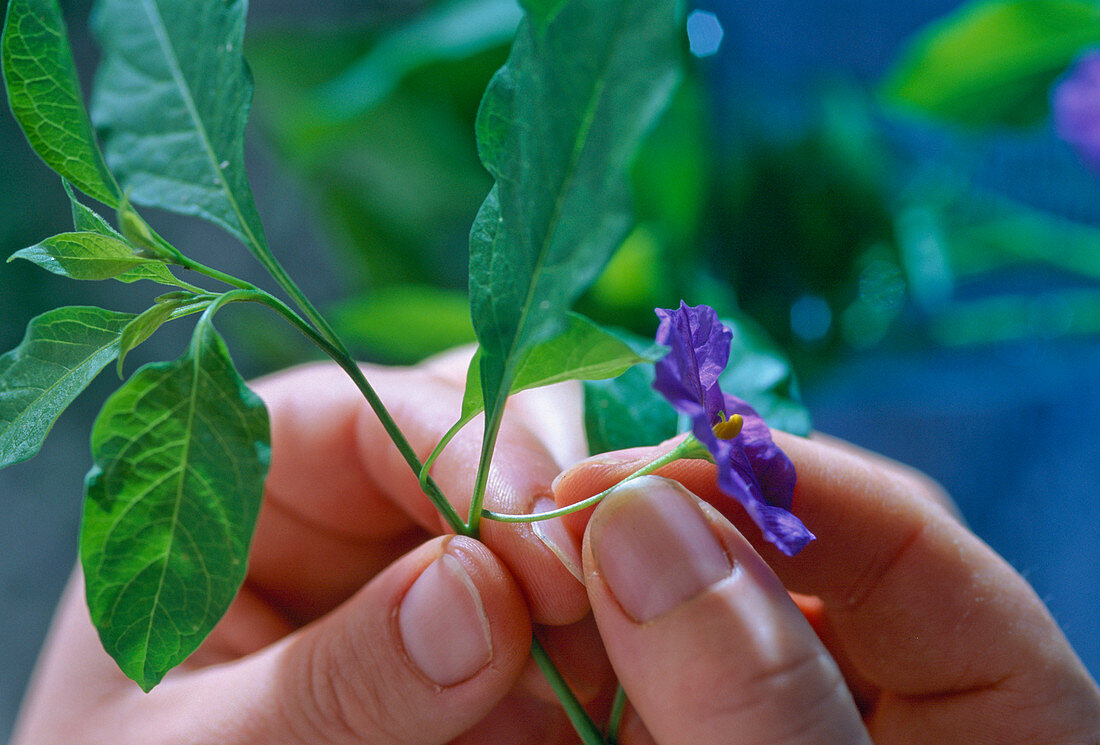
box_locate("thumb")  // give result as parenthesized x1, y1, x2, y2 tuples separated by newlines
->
(584, 476, 869, 745)
(192, 535, 532, 745)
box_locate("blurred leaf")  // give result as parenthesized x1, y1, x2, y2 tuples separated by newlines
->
(90, 0, 267, 251)
(330, 285, 476, 363)
(0, 306, 134, 467)
(460, 312, 656, 425)
(470, 0, 682, 441)
(520, 0, 567, 28)
(1, 0, 120, 205)
(930, 289, 1100, 345)
(10, 231, 161, 281)
(881, 0, 1100, 127)
(81, 320, 269, 692)
(583, 363, 678, 454)
(720, 312, 812, 436)
(310, 0, 522, 126)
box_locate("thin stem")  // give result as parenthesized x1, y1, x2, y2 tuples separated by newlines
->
(222, 288, 466, 534)
(481, 436, 702, 524)
(530, 636, 606, 745)
(174, 254, 260, 292)
(607, 684, 627, 743)
(465, 389, 508, 537)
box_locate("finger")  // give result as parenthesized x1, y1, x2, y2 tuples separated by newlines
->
(108, 536, 530, 745)
(355, 368, 588, 625)
(584, 476, 871, 745)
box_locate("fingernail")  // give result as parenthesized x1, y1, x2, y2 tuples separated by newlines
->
(398, 547, 492, 686)
(532, 497, 584, 583)
(591, 476, 732, 622)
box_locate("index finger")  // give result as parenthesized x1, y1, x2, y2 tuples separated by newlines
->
(554, 432, 1091, 700)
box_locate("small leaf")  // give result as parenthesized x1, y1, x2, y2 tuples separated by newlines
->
(881, 0, 1100, 127)
(583, 365, 679, 454)
(81, 320, 270, 691)
(1, 0, 121, 205)
(459, 313, 656, 426)
(10, 231, 162, 281)
(90, 0, 267, 252)
(469, 0, 682, 442)
(0, 306, 134, 467)
(116, 297, 208, 377)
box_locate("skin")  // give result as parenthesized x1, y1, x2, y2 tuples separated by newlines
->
(11, 351, 1100, 744)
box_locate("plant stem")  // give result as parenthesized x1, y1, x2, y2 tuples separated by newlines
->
(530, 636, 606, 745)
(480, 435, 703, 523)
(607, 684, 627, 743)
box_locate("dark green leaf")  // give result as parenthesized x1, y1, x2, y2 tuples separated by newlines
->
(881, 0, 1100, 127)
(81, 320, 270, 691)
(469, 0, 682, 438)
(0, 306, 134, 467)
(583, 365, 678, 454)
(460, 312, 656, 426)
(10, 231, 162, 281)
(90, 0, 267, 251)
(1, 0, 121, 205)
(520, 0, 567, 29)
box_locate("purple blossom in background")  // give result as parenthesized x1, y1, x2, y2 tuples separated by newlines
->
(654, 302, 815, 556)
(1053, 49, 1100, 172)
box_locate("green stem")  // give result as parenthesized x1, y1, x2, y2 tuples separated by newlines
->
(607, 684, 627, 743)
(216, 288, 466, 534)
(175, 254, 259, 292)
(465, 390, 508, 537)
(530, 636, 606, 745)
(481, 435, 703, 524)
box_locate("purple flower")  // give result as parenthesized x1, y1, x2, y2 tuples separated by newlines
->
(1053, 50, 1100, 172)
(654, 302, 815, 556)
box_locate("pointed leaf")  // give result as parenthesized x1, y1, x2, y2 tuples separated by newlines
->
(116, 297, 208, 376)
(90, 0, 267, 251)
(459, 313, 655, 426)
(1, 0, 120, 205)
(469, 0, 682, 436)
(61, 182, 180, 284)
(10, 231, 163, 281)
(81, 321, 270, 691)
(882, 0, 1100, 127)
(0, 306, 134, 467)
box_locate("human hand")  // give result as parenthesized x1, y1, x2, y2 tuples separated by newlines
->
(10, 352, 612, 745)
(553, 433, 1100, 744)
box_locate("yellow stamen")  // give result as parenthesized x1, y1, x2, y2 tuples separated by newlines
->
(712, 413, 744, 440)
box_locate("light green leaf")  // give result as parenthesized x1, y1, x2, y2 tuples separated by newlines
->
(459, 313, 656, 426)
(0, 306, 134, 467)
(881, 0, 1100, 127)
(10, 231, 163, 281)
(116, 297, 209, 376)
(469, 0, 682, 445)
(81, 320, 270, 691)
(61, 181, 180, 285)
(1, 0, 121, 205)
(90, 0, 267, 251)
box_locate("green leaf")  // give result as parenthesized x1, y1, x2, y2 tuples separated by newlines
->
(90, 0, 267, 251)
(9, 231, 163, 281)
(116, 297, 209, 376)
(520, 0, 567, 29)
(719, 313, 812, 437)
(81, 320, 270, 691)
(1, 0, 121, 205)
(0, 306, 134, 468)
(583, 364, 678, 454)
(61, 181, 180, 285)
(881, 0, 1100, 127)
(459, 313, 656, 427)
(469, 0, 682, 443)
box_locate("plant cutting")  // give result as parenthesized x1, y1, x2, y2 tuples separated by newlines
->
(0, 0, 814, 742)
